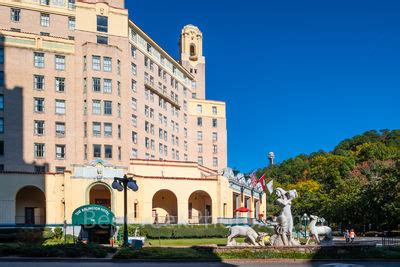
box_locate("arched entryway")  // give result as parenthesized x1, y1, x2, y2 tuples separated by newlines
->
(15, 186, 46, 225)
(188, 190, 212, 224)
(152, 190, 178, 224)
(89, 184, 112, 209)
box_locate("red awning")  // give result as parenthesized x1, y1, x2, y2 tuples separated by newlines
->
(235, 207, 252, 212)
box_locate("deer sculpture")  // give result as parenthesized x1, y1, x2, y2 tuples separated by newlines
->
(306, 215, 333, 245)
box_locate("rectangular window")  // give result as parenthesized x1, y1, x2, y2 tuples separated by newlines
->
(104, 123, 112, 137)
(56, 167, 65, 173)
(103, 79, 112, 93)
(56, 122, 65, 137)
(84, 144, 88, 160)
(97, 36, 108, 45)
(92, 100, 101, 114)
(131, 80, 137, 92)
(213, 157, 218, 167)
(118, 124, 121, 139)
(131, 45, 136, 58)
(34, 143, 45, 158)
(213, 145, 218, 154)
(213, 132, 218, 141)
(197, 104, 202, 113)
(118, 146, 122, 161)
(197, 144, 203, 153)
(34, 52, 44, 68)
(40, 13, 50, 27)
(34, 98, 45, 113)
(198, 156, 203, 165)
(68, 0, 76, 10)
(56, 145, 66, 159)
(34, 120, 45, 136)
(117, 81, 121, 96)
(10, 8, 21, 22)
(132, 131, 138, 144)
(197, 131, 203, 141)
(93, 144, 101, 158)
(103, 57, 112, 72)
(0, 141, 4, 156)
(0, 118, 3, 133)
(55, 100, 66, 114)
(0, 48, 3, 65)
(97, 15, 108, 32)
(131, 98, 137, 111)
(212, 106, 218, 115)
(92, 56, 101, 70)
(55, 77, 65, 92)
(34, 75, 45, 90)
(40, 0, 50, 5)
(131, 148, 138, 159)
(93, 122, 101, 136)
(132, 115, 137, 127)
(0, 71, 3, 87)
(197, 117, 202, 126)
(104, 101, 112, 115)
(55, 55, 65, 70)
(131, 63, 137, 75)
(117, 60, 121, 75)
(92, 77, 101, 92)
(68, 17, 75, 30)
(104, 145, 112, 159)
(212, 118, 218, 128)
(0, 95, 3, 110)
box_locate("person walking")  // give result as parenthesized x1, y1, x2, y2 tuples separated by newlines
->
(350, 229, 356, 243)
(344, 229, 350, 243)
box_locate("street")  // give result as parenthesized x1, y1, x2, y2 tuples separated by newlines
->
(0, 261, 399, 267)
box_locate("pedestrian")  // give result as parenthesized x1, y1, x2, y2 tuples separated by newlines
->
(350, 229, 356, 243)
(344, 229, 350, 243)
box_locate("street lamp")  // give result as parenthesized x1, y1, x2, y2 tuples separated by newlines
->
(301, 213, 310, 238)
(112, 175, 139, 247)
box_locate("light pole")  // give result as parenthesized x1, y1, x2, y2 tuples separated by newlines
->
(112, 175, 139, 247)
(301, 213, 310, 238)
(268, 152, 275, 167)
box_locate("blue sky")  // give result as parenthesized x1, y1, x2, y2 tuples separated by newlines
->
(126, 0, 400, 172)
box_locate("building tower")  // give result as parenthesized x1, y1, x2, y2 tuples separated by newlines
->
(179, 25, 206, 99)
(268, 152, 275, 167)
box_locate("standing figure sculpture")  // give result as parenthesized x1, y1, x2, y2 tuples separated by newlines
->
(270, 188, 300, 246)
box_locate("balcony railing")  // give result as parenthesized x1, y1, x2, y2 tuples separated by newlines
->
(144, 80, 180, 109)
(188, 216, 212, 225)
(152, 215, 178, 225)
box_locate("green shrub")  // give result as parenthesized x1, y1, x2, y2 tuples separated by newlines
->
(53, 227, 63, 239)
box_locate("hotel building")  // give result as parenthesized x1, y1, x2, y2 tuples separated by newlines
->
(0, 0, 265, 236)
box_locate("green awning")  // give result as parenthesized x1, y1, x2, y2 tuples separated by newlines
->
(72, 204, 115, 225)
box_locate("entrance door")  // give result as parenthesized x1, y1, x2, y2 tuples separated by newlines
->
(25, 207, 35, 225)
(205, 205, 212, 224)
(86, 225, 111, 244)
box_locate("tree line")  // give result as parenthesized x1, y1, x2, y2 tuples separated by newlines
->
(258, 129, 400, 231)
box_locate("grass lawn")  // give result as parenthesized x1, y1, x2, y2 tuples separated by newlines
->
(145, 238, 245, 247)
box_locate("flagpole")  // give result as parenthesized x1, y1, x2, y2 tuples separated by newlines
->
(266, 152, 275, 223)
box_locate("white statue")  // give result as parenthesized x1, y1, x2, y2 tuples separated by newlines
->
(306, 215, 333, 245)
(269, 188, 300, 246)
(227, 225, 267, 246)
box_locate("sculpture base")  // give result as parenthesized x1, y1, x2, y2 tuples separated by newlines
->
(269, 234, 301, 247)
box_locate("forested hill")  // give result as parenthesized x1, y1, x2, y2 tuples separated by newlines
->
(260, 129, 400, 230)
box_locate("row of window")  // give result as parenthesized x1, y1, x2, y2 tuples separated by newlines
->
(196, 131, 219, 142)
(197, 104, 219, 115)
(34, 52, 66, 70)
(84, 56, 119, 73)
(197, 144, 219, 154)
(34, 98, 66, 114)
(33, 121, 65, 137)
(33, 75, 66, 92)
(198, 156, 219, 167)
(197, 117, 219, 128)
(84, 77, 120, 95)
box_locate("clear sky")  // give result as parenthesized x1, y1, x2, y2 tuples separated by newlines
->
(126, 0, 400, 172)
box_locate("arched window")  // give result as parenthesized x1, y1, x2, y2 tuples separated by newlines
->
(190, 44, 196, 57)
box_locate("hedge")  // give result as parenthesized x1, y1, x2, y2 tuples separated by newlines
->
(123, 224, 274, 239)
(0, 243, 115, 258)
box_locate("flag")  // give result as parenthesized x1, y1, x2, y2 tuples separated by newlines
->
(259, 173, 266, 191)
(266, 179, 274, 194)
(250, 171, 258, 188)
